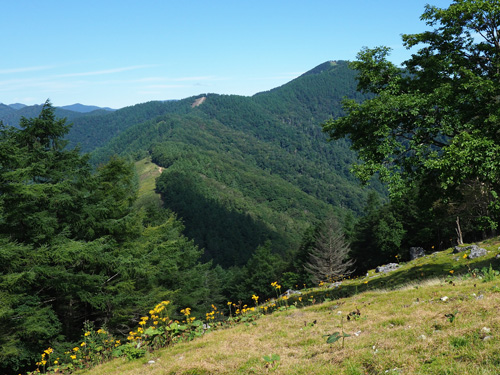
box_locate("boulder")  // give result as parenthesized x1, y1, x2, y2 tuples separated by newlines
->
(453, 245, 467, 253)
(328, 281, 342, 289)
(453, 244, 486, 255)
(468, 246, 487, 259)
(409, 247, 426, 260)
(375, 263, 400, 273)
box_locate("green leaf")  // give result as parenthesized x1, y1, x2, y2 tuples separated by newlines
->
(325, 332, 342, 343)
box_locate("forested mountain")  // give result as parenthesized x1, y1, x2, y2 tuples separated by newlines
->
(0, 103, 106, 128)
(59, 103, 116, 113)
(85, 61, 382, 267)
(3, 3, 500, 373)
(0, 61, 379, 374)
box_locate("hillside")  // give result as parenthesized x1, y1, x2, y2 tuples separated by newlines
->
(1, 62, 379, 268)
(82, 61, 383, 266)
(75, 239, 500, 375)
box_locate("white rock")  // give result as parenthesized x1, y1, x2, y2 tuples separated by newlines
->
(440, 296, 449, 301)
(482, 327, 491, 333)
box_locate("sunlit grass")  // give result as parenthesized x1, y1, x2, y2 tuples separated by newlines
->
(80, 267, 500, 374)
(133, 158, 163, 209)
(24, 218, 500, 375)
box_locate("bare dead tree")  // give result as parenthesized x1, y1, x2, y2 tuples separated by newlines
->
(305, 216, 355, 283)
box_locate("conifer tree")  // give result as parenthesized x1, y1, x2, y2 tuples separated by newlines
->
(305, 216, 354, 283)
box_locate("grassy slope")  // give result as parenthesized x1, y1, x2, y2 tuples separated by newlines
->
(133, 158, 163, 209)
(80, 239, 500, 375)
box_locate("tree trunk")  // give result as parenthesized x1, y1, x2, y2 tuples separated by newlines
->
(455, 216, 464, 245)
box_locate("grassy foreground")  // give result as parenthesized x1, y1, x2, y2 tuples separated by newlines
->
(75, 239, 500, 375)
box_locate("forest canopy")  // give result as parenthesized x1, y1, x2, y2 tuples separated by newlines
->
(0, 102, 215, 374)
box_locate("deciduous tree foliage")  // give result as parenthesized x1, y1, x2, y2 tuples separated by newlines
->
(322, 0, 500, 235)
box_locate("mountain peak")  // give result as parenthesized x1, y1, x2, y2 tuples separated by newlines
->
(299, 60, 345, 78)
(60, 103, 116, 113)
(8, 103, 27, 110)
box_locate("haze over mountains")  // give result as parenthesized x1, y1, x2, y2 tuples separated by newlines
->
(0, 102, 115, 129)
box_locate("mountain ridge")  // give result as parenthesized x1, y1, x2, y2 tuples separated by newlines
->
(83, 60, 383, 267)
(1, 61, 381, 268)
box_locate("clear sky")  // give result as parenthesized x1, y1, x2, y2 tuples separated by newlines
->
(2, 0, 453, 109)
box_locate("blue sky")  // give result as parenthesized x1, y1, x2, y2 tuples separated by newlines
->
(2, 0, 453, 109)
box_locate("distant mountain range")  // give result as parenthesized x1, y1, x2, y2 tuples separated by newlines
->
(0, 102, 115, 127)
(3, 102, 115, 113)
(59, 103, 116, 113)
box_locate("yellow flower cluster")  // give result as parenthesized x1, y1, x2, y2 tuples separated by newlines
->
(128, 300, 171, 341)
(35, 349, 52, 367)
(252, 294, 259, 304)
(271, 281, 281, 289)
(206, 310, 216, 321)
(235, 304, 255, 315)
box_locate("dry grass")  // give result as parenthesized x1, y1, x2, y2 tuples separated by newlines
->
(82, 274, 500, 375)
(87, 167, 500, 374)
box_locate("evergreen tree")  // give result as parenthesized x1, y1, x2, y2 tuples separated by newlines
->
(0, 100, 91, 244)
